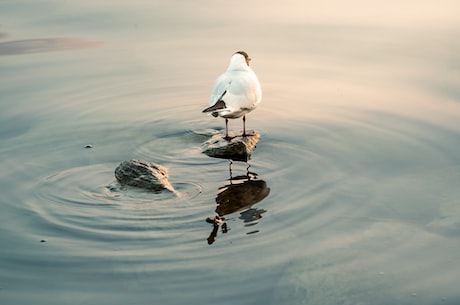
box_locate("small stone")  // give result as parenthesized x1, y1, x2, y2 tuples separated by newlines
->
(115, 159, 174, 192)
(84, 144, 93, 149)
(40, 240, 46, 243)
(201, 130, 260, 161)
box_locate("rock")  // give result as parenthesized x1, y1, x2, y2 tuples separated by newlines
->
(114, 159, 174, 192)
(201, 130, 260, 161)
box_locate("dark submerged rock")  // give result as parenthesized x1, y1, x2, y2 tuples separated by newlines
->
(201, 130, 260, 161)
(114, 159, 174, 192)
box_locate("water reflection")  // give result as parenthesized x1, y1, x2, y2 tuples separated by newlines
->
(0, 37, 103, 56)
(206, 161, 270, 245)
(215, 163, 270, 216)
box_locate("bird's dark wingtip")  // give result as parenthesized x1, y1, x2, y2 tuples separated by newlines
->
(202, 100, 227, 113)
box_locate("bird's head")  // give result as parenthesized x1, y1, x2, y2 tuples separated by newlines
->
(234, 51, 251, 66)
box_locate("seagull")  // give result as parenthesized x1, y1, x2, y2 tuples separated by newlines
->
(202, 51, 262, 140)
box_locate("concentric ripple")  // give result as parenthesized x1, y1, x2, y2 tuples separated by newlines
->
(31, 163, 204, 243)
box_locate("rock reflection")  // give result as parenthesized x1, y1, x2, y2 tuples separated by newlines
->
(215, 178, 269, 216)
(206, 162, 270, 245)
(239, 208, 266, 223)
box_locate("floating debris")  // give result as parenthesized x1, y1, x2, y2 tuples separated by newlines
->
(206, 215, 228, 245)
(206, 215, 225, 225)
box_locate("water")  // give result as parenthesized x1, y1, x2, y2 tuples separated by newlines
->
(1, 1, 460, 304)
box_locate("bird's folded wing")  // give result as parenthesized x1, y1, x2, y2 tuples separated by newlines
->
(209, 74, 233, 104)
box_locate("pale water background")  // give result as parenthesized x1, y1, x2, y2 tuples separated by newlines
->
(1, 1, 460, 304)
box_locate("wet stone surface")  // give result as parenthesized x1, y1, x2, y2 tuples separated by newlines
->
(114, 159, 174, 192)
(201, 130, 260, 161)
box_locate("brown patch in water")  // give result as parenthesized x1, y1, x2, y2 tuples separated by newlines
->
(0, 37, 103, 56)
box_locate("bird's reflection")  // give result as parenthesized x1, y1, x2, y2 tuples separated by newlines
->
(206, 161, 270, 245)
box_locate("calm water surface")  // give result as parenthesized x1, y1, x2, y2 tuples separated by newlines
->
(1, 1, 460, 304)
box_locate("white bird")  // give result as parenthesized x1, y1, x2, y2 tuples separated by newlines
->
(202, 51, 262, 140)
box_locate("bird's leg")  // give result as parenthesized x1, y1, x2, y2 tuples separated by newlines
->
(224, 118, 232, 141)
(242, 115, 255, 137)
